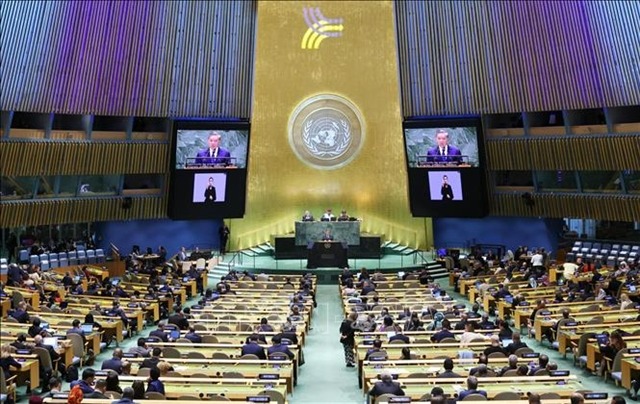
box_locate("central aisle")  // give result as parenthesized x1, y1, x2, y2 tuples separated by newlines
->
(294, 284, 362, 403)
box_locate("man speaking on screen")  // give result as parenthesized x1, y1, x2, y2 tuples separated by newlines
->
(426, 129, 462, 163)
(195, 131, 231, 166)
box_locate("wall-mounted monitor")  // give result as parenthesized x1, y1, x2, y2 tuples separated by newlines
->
(403, 117, 488, 218)
(168, 120, 250, 219)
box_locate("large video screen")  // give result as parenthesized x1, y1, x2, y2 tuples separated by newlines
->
(403, 118, 488, 218)
(404, 127, 480, 168)
(175, 129, 248, 169)
(168, 120, 250, 219)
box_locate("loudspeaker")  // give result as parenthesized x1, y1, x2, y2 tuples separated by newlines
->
(122, 197, 133, 210)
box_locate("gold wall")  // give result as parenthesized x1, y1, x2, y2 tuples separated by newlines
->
(232, 0, 430, 250)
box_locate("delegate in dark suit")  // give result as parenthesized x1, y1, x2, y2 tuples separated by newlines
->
(148, 328, 169, 342)
(267, 342, 295, 360)
(101, 357, 123, 374)
(241, 339, 266, 359)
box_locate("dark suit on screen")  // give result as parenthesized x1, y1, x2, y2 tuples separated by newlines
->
(195, 148, 231, 166)
(426, 145, 462, 163)
(204, 185, 217, 203)
(441, 184, 454, 201)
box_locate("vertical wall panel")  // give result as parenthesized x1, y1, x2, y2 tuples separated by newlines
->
(2, 0, 256, 118)
(395, 1, 640, 116)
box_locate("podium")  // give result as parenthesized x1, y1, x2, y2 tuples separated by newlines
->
(307, 241, 348, 269)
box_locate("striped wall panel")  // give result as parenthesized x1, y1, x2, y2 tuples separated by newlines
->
(486, 135, 640, 171)
(0, 141, 169, 176)
(491, 193, 640, 221)
(1, 1, 256, 118)
(395, 1, 640, 116)
(0, 196, 167, 228)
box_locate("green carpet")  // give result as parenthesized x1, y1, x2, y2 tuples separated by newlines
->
(293, 285, 363, 403)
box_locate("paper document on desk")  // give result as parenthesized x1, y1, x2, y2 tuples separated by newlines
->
(385, 368, 408, 375)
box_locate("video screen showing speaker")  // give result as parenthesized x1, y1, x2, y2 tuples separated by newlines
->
(169, 120, 250, 219)
(403, 117, 488, 218)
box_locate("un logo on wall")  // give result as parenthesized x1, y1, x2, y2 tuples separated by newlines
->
(288, 94, 365, 170)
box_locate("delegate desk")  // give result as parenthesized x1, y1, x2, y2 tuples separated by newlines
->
(534, 309, 638, 343)
(355, 341, 491, 388)
(295, 220, 360, 246)
(0, 333, 74, 365)
(621, 353, 640, 390)
(127, 357, 295, 393)
(586, 337, 640, 371)
(307, 241, 347, 269)
(1, 298, 10, 317)
(145, 342, 301, 365)
(364, 376, 582, 400)
(556, 322, 640, 357)
(106, 376, 287, 401)
(12, 355, 40, 390)
(46, 401, 264, 404)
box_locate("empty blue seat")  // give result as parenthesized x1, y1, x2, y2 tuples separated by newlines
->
(39, 253, 48, 262)
(48, 252, 58, 261)
(96, 249, 105, 263)
(86, 250, 96, 264)
(19, 249, 29, 263)
(40, 260, 50, 271)
(0, 258, 6, 265)
(49, 258, 59, 269)
(58, 252, 67, 261)
(77, 250, 87, 264)
(68, 251, 77, 265)
(59, 258, 68, 268)
(582, 242, 592, 249)
(30, 255, 39, 265)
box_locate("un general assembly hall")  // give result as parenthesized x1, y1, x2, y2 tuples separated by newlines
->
(1, 1, 640, 403)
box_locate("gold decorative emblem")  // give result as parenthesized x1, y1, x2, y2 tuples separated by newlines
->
(288, 94, 365, 170)
(301, 7, 344, 50)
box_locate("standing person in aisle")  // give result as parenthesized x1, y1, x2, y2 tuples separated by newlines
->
(339, 312, 357, 367)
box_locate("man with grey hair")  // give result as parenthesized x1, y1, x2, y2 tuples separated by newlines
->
(113, 387, 135, 404)
(499, 354, 518, 376)
(368, 370, 405, 398)
(458, 376, 487, 400)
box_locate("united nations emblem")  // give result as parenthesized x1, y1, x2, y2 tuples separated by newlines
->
(288, 94, 365, 170)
